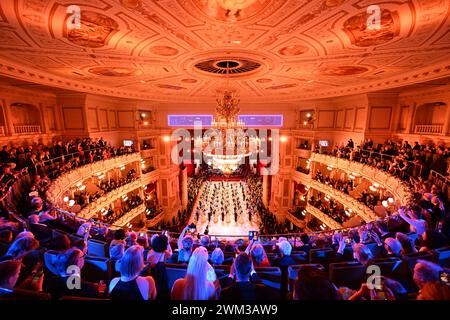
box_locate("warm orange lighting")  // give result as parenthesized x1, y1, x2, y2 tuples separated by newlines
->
(143, 121, 148, 125)
(163, 136, 170, 142)
(280, 136, 287, 142)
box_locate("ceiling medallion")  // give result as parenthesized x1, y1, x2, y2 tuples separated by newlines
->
(193, 58, 262, 76)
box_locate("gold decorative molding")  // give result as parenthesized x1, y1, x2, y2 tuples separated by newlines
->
(110, 203, 147, 228)
(46, 153, 142, 207)
(309, 180, 379, 223)
(77, 179, 145, 220)
(286, 212, 306, 229)
(305, 204, 343, 230)
(310, 153, 414, 206)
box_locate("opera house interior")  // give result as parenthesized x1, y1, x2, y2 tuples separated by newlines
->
(0, 0, 449, 305)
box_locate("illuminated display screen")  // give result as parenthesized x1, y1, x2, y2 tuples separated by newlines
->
(238, 115, 283, 127)
(168, 115, 213, 126)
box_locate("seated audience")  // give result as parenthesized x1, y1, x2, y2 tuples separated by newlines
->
(171, 247, 217, 300)
(109, 245, 156, 300)
(221, 253, 277, 300)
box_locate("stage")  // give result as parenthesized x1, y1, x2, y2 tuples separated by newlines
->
(190, 181, 261, 239)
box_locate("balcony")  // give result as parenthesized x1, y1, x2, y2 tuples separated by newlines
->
(286, 212, 306, 229)
(310, 153, 414, 206)
(111, 203, 147, 228)
(305, 204, 342, 230)
(14, 125, 41, 135)
(309, 180, 379, 222)
(46, 152, 142, 207)
(414, 124, 443, 135)
(77, 179, 144, 220)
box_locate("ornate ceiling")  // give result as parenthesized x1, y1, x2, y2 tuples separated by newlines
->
(0, 0, 449, 103)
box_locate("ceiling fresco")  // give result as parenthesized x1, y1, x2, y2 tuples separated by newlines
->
(0, 0, 448, 103)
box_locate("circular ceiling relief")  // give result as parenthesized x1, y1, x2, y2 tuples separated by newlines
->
(194, 58, 262, 76)
(88, 67, 142, 77)
(149, 45, 179, 56)
(278, 45, 309, 56)
(319, 66, 369, 76)
(66, 11, 119, 48)
(343, 9, 398, 47)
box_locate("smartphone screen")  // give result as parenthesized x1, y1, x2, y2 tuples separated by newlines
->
(248, 231, 254, 240)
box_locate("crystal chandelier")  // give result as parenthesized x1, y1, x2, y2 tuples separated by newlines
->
(201, 63, 257, 174)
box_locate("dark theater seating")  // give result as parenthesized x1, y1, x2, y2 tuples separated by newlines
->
(329, 261, 367, 290)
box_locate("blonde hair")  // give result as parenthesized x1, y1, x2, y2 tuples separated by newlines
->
(210, 248, 224, 265)
(183, 247, 212, 300)
(119, 245, 144, 278)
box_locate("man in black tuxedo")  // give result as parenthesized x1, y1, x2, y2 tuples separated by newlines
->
(220, 253, 278, 300)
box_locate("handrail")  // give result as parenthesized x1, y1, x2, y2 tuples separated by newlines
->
(430, 170, 450, 185)
(46, 152, 141, 207)
(305, 204, 343, 229)
(310, 153, 414, 206)
(309, 180, 379, 222)
(317, 147, 424, 178)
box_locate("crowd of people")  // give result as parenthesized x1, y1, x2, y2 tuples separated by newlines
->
(0, 136, 449, 301)
(318, 139, 450, 181)
(100, 193, 144, 224)
(308, 193, 351, 225)
(313, 169, 354, 194)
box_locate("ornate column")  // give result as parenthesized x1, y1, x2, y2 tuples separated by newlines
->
(262, 174, 269, 206)
(2, 99, 15, 136)
(441, 101, 450, 135)
(38, 103, 48, 134)
(180, 166, 188, 209)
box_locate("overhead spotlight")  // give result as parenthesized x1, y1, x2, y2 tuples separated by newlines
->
(373, 183, 380, 188)
(388, 197, 394, 204)
(76, 182, 82, 187)
(303, 121, 307, 125)
(349, 174, 355, 180)
(280, 136, 287, 142)
(307, 80, 314, 83)
(306, 113, 311, 118)
(163, 136, 170, 142)
(141, 113, 146, 117)
(143, 121, 149, 125)
(369, 186, 377, 192)
(382, 200, 388, 208)
(68, 200, 75, 207)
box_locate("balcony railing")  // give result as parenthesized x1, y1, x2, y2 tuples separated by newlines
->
(309, 180, 379, 222)
(414, 124, 443, 135)
(14, 125, 41, 134)
(310, 153, 414, 206)
(305, 204, 343, 230)
(112, 203, 147, 228)
(286, 212, 306, 229)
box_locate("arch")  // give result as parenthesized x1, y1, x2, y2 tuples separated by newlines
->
(9, 102, 42, 134)
(413, 102, 447, 135)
